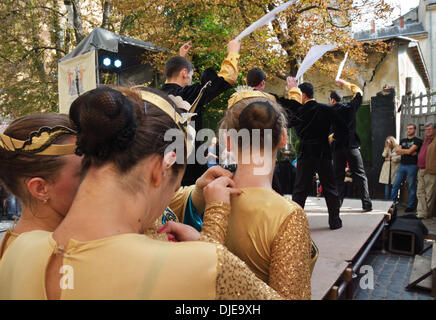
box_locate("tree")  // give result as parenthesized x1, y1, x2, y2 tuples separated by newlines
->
(116, 0, 392, 131)
(117, 0, 392, 81)
(0, 0, 116, 118)
(0, 0, 393, 118)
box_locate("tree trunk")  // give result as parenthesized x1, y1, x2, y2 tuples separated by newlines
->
(70, 0, 85, 43)
(101, 0, 112, 29)
(50, 0, 62, 61)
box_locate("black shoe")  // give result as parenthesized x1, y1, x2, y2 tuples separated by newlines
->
(362, 207, 372, 212)
(405, 207, 416, 213)
(329, 218, 342, 230)
(330, 223, 342, 230)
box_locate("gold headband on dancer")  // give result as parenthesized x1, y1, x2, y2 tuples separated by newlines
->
(227, 86, 277, 109)
(0, 126, 77, 156)
(136, 90, 196, 157)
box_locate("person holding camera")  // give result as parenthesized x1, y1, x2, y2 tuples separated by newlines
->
(379, 136, 401, 200)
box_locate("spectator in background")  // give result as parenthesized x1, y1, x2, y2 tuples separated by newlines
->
(416, 122, 436, 219)
(206, 137, 219, 168)
(390, 124, 423, 212)
(379, 136, 401, 200)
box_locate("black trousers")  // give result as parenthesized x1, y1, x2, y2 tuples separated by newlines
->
(333, 147, 372, 209)
(292, 157, 342, 227)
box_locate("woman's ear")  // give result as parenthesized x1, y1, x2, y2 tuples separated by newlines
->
(150, 156, 164, 188)
(26, 177, 50, 202)
(278, 128, 288, 149)
(163, 152, 177, 169)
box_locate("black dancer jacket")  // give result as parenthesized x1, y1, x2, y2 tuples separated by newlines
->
(279, 96, 349, 160)
(330, 84, 363, 150)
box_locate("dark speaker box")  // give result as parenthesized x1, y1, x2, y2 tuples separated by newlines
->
(388, 216, 428, 255)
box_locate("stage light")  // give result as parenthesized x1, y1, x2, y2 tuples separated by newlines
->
(103, 57, 112, 67)
(114, 59, 122, 68)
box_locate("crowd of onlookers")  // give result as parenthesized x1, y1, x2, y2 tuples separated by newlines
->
(379, 122, 436, 219)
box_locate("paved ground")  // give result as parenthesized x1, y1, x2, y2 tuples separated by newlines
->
(351, 205, 436, 300)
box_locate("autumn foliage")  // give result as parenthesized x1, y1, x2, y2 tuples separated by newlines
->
(0, 0, 392, 117)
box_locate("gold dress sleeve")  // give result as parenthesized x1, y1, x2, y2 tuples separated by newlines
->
(268, 208, 312, 300)
(215, 244, 283, 300)
(343, 81, 363, 97)
(288, 87, 302, 103)
(217, 53, 239, 86)
(199, 202, 230, 245)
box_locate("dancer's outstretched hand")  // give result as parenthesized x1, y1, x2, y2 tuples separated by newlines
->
(179, 41, 192, 57)
(227, 39, 241, 55)
(286, 76, 298, 91)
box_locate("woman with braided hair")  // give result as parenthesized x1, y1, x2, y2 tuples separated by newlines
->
(0, 86, 284, 300)
(0, 113, 82, 258)
(0, 112, 236, 255)
(219, 88, 317, 300)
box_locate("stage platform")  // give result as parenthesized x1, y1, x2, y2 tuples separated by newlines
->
(290, 196, 393, 300)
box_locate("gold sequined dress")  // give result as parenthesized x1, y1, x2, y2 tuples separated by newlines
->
(0, 202, 282, 300)
(225, 187, 315, 300)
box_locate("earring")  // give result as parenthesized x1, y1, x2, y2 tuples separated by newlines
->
(43, 199, 49, 204)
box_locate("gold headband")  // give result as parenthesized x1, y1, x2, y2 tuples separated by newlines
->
(139, 91, 187, 132)
(137, 90, 195, 157)
(227, 88, 277, 109)
(0, 126, 77, 156)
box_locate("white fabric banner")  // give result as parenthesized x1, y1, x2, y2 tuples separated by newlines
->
(58, 50, 96, 114)
(336, 52, 349, 81)
(235, 0, 297, 41)
(295, 44, 336, 80)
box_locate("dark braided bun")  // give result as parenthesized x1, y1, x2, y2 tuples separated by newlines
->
(69, 86, 137, 160)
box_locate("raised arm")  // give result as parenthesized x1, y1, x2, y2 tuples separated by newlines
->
(337, 79, 363, 111)
(217, 39, 241, 86)
(274, 77, 303, 128)
(179, 41, 193, 58)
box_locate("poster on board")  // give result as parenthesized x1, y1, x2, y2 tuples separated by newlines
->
(58, 50, 96, 114)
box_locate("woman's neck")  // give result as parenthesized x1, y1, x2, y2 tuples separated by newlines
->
(53, 166, 151, 246)
(232, 159, 276, 189)
(13, 205, 63, 234)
